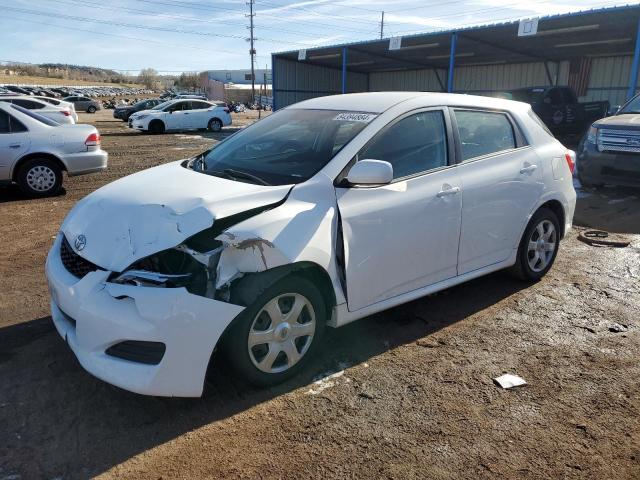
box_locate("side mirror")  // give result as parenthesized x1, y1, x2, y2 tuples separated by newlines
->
(346, 159, 393, 186)
(608, 105, 620, 116)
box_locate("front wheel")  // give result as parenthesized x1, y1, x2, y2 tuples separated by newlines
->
(223, 275, 326, 386)
(510, 207, 560, 281)
(17, 158, 63, 197)
(87, 105, 96, 113)
(208, 118, 222, 132)
(148, 120, 165, 134)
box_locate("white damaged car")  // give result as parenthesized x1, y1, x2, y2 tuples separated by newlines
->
(46, 92, 576, 397)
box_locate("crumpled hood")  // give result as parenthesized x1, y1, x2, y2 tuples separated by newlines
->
(61, 161, 292, 272)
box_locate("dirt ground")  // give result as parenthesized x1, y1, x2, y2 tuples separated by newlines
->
(0, 110, 639, 479)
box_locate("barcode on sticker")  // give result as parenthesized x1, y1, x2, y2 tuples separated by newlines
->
(333, 113, 377, 123)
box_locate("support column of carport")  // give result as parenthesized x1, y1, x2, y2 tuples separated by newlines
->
(447, 32, 457, 93)
(627, 17, 640, 100)
(342, 47, 348, 94)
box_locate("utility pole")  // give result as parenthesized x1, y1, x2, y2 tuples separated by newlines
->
(380, 11, 384, 39)
(247, 0, 256, 104)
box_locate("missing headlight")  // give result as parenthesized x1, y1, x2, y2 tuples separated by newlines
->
(110, 247, 210, 296)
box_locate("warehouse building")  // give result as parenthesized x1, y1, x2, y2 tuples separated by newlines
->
(271, 4, 640, 110)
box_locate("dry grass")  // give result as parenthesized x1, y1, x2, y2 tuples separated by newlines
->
(0, 74, 143, 87)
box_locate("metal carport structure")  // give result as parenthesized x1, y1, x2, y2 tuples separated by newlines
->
(271, 4, 640, 110)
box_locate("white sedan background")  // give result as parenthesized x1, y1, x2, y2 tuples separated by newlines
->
(129, 99, 232, 133)
(46, 92, 576, 397)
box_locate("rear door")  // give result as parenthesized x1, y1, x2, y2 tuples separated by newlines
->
(0, 110, 30, 180)
(189, 101, 212, 128)
(336, 108, 463, 311)
(453, 108, 544, 274)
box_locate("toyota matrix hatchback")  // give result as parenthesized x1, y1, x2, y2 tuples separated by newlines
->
(46, 92, 576, 397)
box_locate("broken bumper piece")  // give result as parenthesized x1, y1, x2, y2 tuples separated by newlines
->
(45, 234, 245, 397)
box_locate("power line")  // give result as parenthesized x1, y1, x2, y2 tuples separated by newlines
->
(0, 4, 310, 46)
(257, 0, 378, 27)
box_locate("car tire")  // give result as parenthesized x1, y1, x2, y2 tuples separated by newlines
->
(16, 158, 63, 197)
(510, 207, 561, 281)
(222, 275, 326, 387)
(87, 106, 96, 113)
(208, 118, 223, 132)
(149, 120, 165, 134)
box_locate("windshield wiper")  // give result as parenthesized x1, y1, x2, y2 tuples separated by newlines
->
(222, 168, 271, 186)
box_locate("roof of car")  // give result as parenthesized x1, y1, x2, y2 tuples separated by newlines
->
(287, 91, 529, 114)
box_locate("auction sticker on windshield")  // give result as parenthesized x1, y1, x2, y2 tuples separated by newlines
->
(333, 113, 377, 123)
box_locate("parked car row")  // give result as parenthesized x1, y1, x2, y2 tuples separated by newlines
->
(0, 101, 108, 196)
(0, 84, 154, 98)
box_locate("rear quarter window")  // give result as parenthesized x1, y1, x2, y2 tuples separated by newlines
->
(454, 110, 516, 161)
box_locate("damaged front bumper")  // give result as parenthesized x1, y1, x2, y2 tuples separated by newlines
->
(45, 234, 245, 397)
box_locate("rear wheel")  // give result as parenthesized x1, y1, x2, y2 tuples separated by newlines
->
(17, 158, 63, 197)
(149, 120, 165, 134)
(223, 275, 326, 386)
(208, 118, 222, 132)
(510, 207, 560, 281)
(87, 105, 96, 113)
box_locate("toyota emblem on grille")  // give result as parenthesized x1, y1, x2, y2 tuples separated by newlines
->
(75, 234, 87, 251)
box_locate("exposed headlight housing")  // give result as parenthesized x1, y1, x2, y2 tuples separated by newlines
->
(586, 125, 598, 144)
(110, 244, 221, 297)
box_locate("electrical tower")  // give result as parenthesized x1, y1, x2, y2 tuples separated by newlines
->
(247, 0, 256, 104)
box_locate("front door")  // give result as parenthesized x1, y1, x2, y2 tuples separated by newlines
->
(336, 109, 462, 312)
(452, 109, 544, 274)
(165, 101, 191, 130)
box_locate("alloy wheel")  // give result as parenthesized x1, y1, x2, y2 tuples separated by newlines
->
(527, 220, 556, 272)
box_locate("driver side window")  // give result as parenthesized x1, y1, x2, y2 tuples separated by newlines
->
(358, 110, 448, 180)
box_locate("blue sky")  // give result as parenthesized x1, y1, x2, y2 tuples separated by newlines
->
(0, 0, 632, 74)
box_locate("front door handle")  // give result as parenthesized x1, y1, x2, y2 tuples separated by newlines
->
(9, 144, 21, 149)
(520, 164, 538, 174)
(436, 185, 461, 197)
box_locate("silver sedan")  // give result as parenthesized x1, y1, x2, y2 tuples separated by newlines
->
(0, 102, 108, 197)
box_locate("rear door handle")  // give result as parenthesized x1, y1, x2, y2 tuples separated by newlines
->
(9, 144, 21, 149)
(520, 164, 538, 174)
(436, 186, 461, 197)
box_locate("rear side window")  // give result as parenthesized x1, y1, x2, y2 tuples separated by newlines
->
(10, 104, 58, 127)
(359, 110, 448, 179)
(454, 110, 516, 161)
(0, 110, 10, 133)
(12, 99, 44, 110)
(0, 109, 28, 133)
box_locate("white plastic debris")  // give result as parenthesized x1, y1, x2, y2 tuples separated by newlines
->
(493, 374, 527, 389)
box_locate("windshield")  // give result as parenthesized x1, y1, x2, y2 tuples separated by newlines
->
(619, 95, 640, 114)
(10, 104, 60, 126)
(192, 109, 374, 186)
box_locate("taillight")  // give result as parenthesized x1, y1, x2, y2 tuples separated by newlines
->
(85, 132, 101, 146)
(565, 150, 575, 174)
(62, 110, 71, 116)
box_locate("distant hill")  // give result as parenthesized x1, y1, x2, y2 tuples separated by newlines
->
(1, 62, 131, 84)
